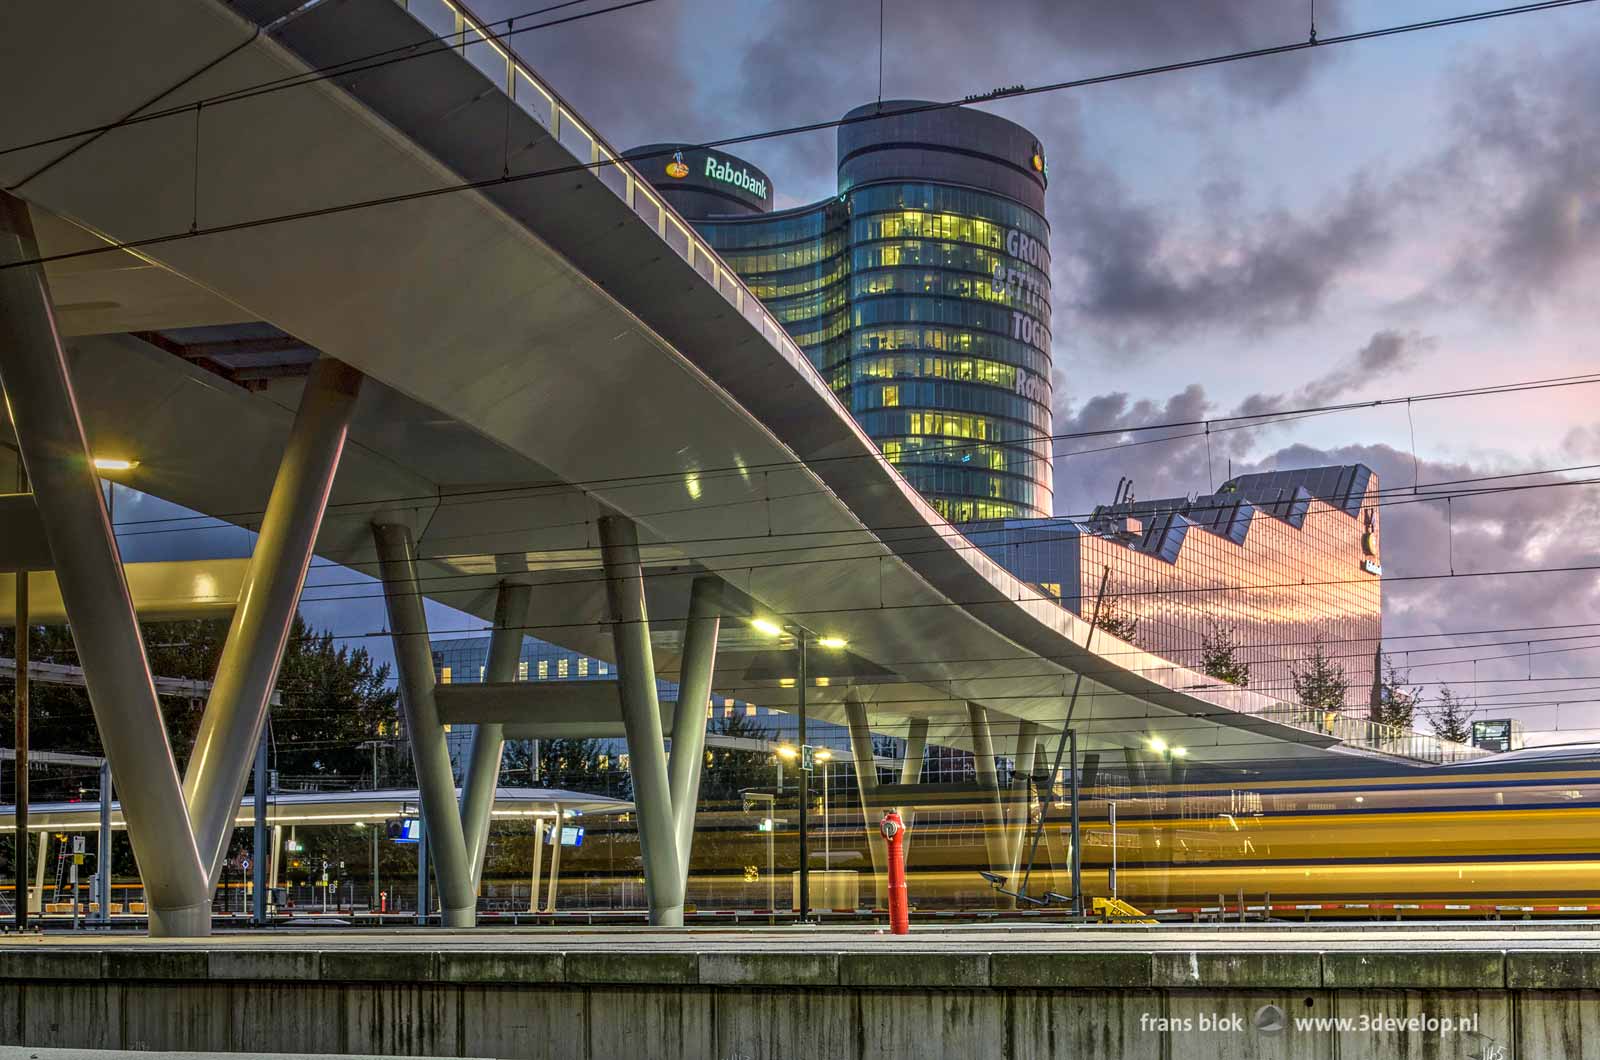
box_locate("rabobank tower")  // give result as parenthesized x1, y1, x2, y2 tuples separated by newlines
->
(631, 101, 1053, 521)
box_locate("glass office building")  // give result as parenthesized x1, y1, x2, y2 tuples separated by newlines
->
(969, 465, 1385, 706)
(632, 101, 1054, 521)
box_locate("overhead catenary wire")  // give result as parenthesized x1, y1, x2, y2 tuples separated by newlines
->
(81, 370, 1600, 547)
(2, 1, 1596, 276)
(0, 0, 657, 165)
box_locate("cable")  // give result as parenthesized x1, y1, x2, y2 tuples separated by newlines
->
(80, 379, 1600, 546)
(2, 1, 1595, 275)
(0, 0, 653, 165)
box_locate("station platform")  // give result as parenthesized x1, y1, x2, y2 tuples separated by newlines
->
(2, 924, 1596, 1057)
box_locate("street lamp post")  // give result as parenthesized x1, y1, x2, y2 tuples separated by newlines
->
(751, 618, 847, 924)
(796, 628, 810, 921)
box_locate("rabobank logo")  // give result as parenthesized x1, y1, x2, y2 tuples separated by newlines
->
(704, 156, 768, 200)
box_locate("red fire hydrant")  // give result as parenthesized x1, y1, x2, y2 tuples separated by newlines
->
(880, 810, 909, 935)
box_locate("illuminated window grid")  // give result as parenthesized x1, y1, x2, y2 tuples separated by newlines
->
(1069, 486, 1381, 705)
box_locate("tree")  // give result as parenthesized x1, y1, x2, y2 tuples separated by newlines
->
(1371, 653, 1421, 731)
(268, 616, 399, 787)
(1, 613, 401, 878)
(1430, 685, 1474, 744)
(1292, 640, 1350, 713)
(1199, 620, 1250, 688)
(1093, 592, 1139, 644)
(700, 711, 778, 807)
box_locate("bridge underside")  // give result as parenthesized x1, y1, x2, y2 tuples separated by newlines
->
(0, 0, 1388, 934)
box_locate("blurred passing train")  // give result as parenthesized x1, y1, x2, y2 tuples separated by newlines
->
(484, 743, 1600, 917)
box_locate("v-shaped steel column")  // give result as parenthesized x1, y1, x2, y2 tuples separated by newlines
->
(668, 575, 720, 876)
(460, 580, 532, 892)
(0, 193, 359, 935)
(373, 523, 477, 927)
(183, 358, 362, 884)
(598, 516, 723, 926)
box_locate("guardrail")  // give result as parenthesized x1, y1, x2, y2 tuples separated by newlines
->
(389, 0, 1480, 768)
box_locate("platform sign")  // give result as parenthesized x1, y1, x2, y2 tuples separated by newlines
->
(390, 818, 423, 844)
(1472, 719, 1515, 753)
(544, 825, 585, 847)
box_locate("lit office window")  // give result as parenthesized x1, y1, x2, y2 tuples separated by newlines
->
(558, 658, 569, 678)
(578, 658, 589, 677)
(440, 667, 452, 684)
(518, 660, 528, 681)
(746, 704, 757, 717)
(538, 660, 549, 679)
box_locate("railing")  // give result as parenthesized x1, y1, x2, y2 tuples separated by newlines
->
(393, 0, 813, 383)
(1257, 704, 1486, 764)
(388, 1, 1477, 769)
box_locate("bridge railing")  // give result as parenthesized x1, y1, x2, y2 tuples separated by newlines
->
(394, 0, 816, 385)
(1255, 704, 1487, 764)
(388, 1, 1477, 768)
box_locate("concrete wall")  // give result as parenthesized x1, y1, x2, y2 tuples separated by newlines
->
(1, 947, 1596, 1058)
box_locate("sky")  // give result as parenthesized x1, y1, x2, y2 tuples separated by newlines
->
(109, 0, 1600, 743)
(482, 0, 1600, 741)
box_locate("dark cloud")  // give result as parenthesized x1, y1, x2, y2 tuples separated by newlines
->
(1058, 168, 1387, 344)
(1051, 379, 1600, 733)
(1404, 39, 1600, 310)
(1054, 330, 1432, 506)
(1233, 329, 1433, 417)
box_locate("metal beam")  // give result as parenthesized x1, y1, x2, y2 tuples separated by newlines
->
(0, 655, 280, 705)
(373, 523, 475, 928)
(0, 191, 211, 937)
(434, 679, 676, 730)
(597, 515, 682, 926)
(460, 580, 531, 892)
(184, 358, 361, 884)
(0, 559, 251, 625)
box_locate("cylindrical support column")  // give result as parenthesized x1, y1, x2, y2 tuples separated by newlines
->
(1069, 729, 1082, 914)
(668, 576, 720, 878)
(251, 723, 268, 924)
(1006, 721, 1040, 877)
(544, 822, 564, 913)
(0, 192, 211, 936)
(598, 515, 682, 925)
(269, 824, 282, 901)
(415, 811, 430, 924)
(527, 819, 545, 913)
(797, 632, 810, 920)
(97, 760, 112, 923)
(373, 523, 475, 928)
(185, 358, 362, 883)
(898, 717, 928, 862)
(460, 580, 531, 891)
(966, 703, 1009, 890)
(13, 536, 27, 931)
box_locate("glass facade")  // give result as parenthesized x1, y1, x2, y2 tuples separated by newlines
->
(428, 635, 854, 778)
(969, 464, 1385, 706)
(637, 102, 1054, 520)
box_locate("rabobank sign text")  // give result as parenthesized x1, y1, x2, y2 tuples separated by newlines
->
(705, 156, 768, 201)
